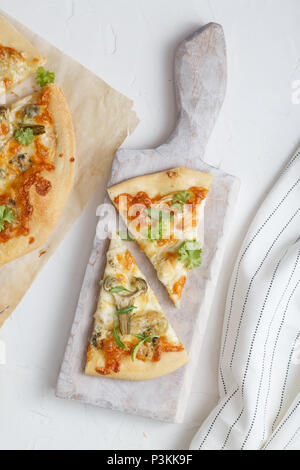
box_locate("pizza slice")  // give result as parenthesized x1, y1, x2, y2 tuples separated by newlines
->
(0, 84, 75, 266)
(0, 16, 46, 94)
(85, 235, 188, 380)
(107, 167, 212, 307)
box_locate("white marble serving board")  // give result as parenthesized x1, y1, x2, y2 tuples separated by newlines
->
(56, 23, 240, 423)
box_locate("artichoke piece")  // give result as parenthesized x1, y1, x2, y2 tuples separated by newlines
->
(18, 124, 45, 135)
(104, 276, 148, 335)
(119, 314, 131, 336)
(131, 310, 168, 337)
(0, 106, 7, 117)
(22, 105, 40, 119)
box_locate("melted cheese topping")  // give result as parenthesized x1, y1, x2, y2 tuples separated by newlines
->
(0, 86, 56, 242)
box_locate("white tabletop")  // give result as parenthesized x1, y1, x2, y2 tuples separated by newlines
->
(0, 0, 299, 451)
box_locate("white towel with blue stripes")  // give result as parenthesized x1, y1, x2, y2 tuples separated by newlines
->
(190, 149, 300, 450)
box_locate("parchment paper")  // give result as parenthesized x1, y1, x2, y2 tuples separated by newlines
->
(0, 10, 138, 328)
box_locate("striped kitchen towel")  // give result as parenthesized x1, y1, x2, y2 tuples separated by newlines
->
(191, 147, 300, 450)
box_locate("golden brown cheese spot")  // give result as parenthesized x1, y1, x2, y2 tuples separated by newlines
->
(117, 249, 136, 272)
(15, 110, 22, 120)
(167, 169, 179, 178)
(0, 123, 9, 136)
(37, 86, 51, 106)
(0, 45, 24, 61)
(8, 140, 22, 157)
(70, 157, 75, 163)
(35, 177, 52, 196)
(157, 234, 177, 247)
(39, 250, 47, 257)
(95, 337, 132, 375)
(34, 138, 50, 162)
(115, 272, 127, 284)
(86, 344, 93, 363)
(35, 108, 53, 125)
(28, 236, 35, 245)
(166, 251, 179, 267)
(153, 336, 184, 362)
(172, 276, 187, 298)
(3, 78, 12, 90)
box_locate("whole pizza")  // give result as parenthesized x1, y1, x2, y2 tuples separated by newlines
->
(0, 16, 75, 266)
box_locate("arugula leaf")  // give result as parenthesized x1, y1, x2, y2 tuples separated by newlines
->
(118, 231, 135, 242)
(172, 191, 191, 206)
(36, 67, 55, 88)
(178, 240, 202, 270)
(146, 208, 174, 222)
(131, 334, 159, 361)
(0, 206, 14, 232)
(14, 127, 34, 146)
(110, 286, 133, 294)
(116, 305, 137, 315)
(113, 325, 127, 349)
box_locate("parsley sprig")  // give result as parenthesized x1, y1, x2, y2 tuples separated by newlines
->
(178, 240, 202, 270)
(0, 206, 14, 232)
(36, 67, 55, 88)
(172, 191, 191, 212)
(14, 127, 34, 146)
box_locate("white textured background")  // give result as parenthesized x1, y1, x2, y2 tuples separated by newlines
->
(0, 0, 300, 450)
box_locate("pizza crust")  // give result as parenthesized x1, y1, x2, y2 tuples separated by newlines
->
(107, 167, 212, 200)
(0, 84, 75, 266)
(85, 345, 189, 381)
(0, 15, 46, 92)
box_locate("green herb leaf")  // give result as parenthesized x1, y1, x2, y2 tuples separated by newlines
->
(172, 191, 191, 206)
(116, 305, 137, 315)
(178, 240, 202, 270)
(14, 127, 34, 146)
(36, 67, 55, 88)
(110, 286, 133, 294)
(118, 231, 135, 242)
(113, 325, 127, 349)
(131, 334, 159, 361)
(0, 206, 14, 232)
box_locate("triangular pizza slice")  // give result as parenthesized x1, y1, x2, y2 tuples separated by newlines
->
(0, 15, 46, 94)
(107, 167, 212, 307)
(85, 235, 188, 380)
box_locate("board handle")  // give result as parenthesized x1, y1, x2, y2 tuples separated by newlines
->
(164, 23, 227, 159)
